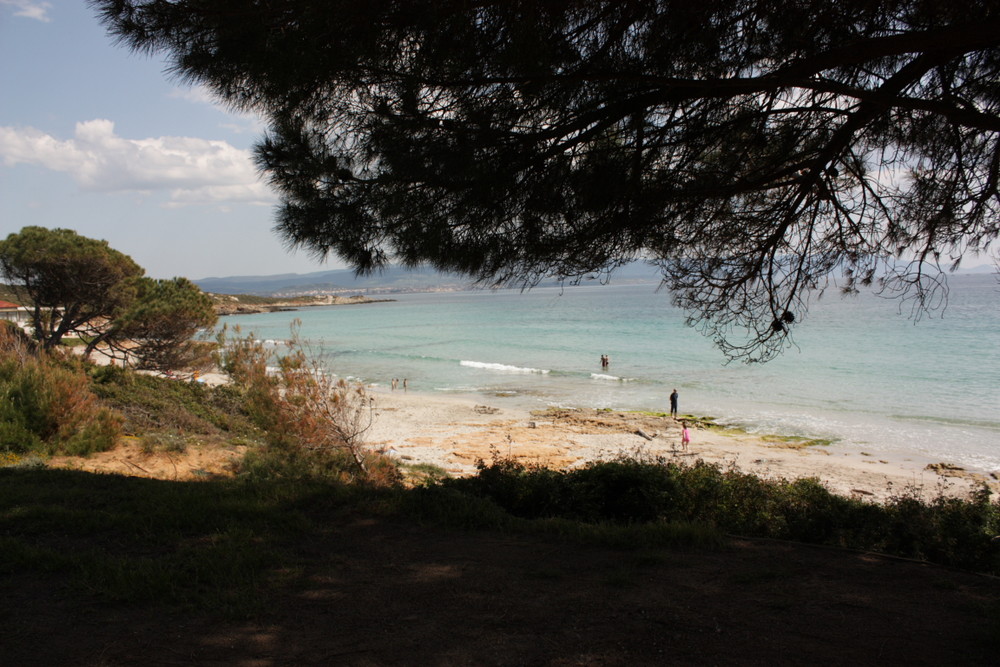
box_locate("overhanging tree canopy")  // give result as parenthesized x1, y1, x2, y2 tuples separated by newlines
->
(93, 0, 1000, 360)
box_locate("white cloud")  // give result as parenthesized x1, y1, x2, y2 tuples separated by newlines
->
(165, 183, 275, 208)
(168, 85, 222, 107)
(219, 120, 264, 136)
(0, 119, 276, 206)
(170, 84, 266, 135)
(1, 0, 51, 22)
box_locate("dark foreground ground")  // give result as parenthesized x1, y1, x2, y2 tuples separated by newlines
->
(4, 516, 999, 666)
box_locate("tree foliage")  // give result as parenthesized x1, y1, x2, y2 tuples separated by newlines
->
(82, 277, 218, 371)
(0, 226, 142, 350)
(93, 0, 1000, 360)
(0, 227, 216, 370)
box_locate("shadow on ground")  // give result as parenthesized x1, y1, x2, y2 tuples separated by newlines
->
(2, 469, 999, 666)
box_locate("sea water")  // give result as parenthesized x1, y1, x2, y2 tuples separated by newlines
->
(222, 274, 1000, 473)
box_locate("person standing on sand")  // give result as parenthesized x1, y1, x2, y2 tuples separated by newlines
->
(670, 389, 679, 418)
(681, 421, 691, 453)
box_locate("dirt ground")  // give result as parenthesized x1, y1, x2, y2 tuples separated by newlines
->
(4, 514, 1000, 666)
(47, 436, 248, 481)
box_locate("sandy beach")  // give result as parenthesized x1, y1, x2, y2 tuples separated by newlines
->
(366, 388, 999, 502)
(48, 367, 998, 501)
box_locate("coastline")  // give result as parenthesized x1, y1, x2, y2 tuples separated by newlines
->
(48, 367, 998, 502)
(367, 388, 999, 501)
(212, 293, 394, 316)
(215, 277, 999, 479)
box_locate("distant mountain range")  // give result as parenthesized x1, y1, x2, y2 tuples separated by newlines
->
(194, 263, 665, 296)
(195, 265, 467, 296)
(194, 260, 995, 297)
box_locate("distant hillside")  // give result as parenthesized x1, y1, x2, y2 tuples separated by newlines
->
(194, 266, 472, 296)
(4, 258, 994, 301)
(0, 285, 26, 306)
(194, 262, 664, 297)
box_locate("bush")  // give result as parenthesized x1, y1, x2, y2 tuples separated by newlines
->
(562, 457, 680, 523)
(0, 351, 121, 456)
(217, 323, 392, 486)
(237, 444, 400, 488)
(90, 366, 257, 438)
(442, 454, 1000, 574)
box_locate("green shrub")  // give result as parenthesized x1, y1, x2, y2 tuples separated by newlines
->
(563, 457, 679, 523)
(139, 431, 189, 454)
(237, 444, 401, 487)
(451, 455, 569, 519)
(0, 353, 120, 456)
(441, 454, 1000, 574)
(399, 462, 450, 486)
(0, 418, 42, 453)
(90, 368, 253, 437)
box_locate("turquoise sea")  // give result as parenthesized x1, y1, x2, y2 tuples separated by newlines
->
(223, 273, 1000, 474)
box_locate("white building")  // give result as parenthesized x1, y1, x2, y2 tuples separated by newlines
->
(0, 300, 30, 324)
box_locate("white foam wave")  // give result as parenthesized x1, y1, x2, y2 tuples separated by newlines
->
(590, 373, 636, 382)
(460, 360, 550, 374)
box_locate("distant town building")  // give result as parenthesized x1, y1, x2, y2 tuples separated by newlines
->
(0, 300, 30, 324)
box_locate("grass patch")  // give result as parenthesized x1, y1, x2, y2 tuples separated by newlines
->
(0, 467, 314, 617)
(982, 600, 1000, 650)
(90, 366, 261, 443)
(399, 461, 450, 486)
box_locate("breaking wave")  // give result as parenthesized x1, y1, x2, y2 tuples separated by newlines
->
(460, 360, 550, 374)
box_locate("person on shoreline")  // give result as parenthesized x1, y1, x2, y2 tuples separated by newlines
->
(670, 389, 679, 418)
(600, 354, 609, 368)
(680, 421, 691, 453)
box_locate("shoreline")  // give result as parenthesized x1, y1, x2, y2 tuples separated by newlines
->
(50, 368, 998, 502)
(212, 276, 999, 490)
(367, 387, 999, 502)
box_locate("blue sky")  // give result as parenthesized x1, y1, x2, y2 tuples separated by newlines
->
(0, 0, 343, 280)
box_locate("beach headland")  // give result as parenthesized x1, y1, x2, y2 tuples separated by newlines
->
(211, 293, 394, 316)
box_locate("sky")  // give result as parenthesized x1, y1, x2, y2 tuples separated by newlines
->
(2, 3, 995, 286)
(0, 0, 344, 280)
